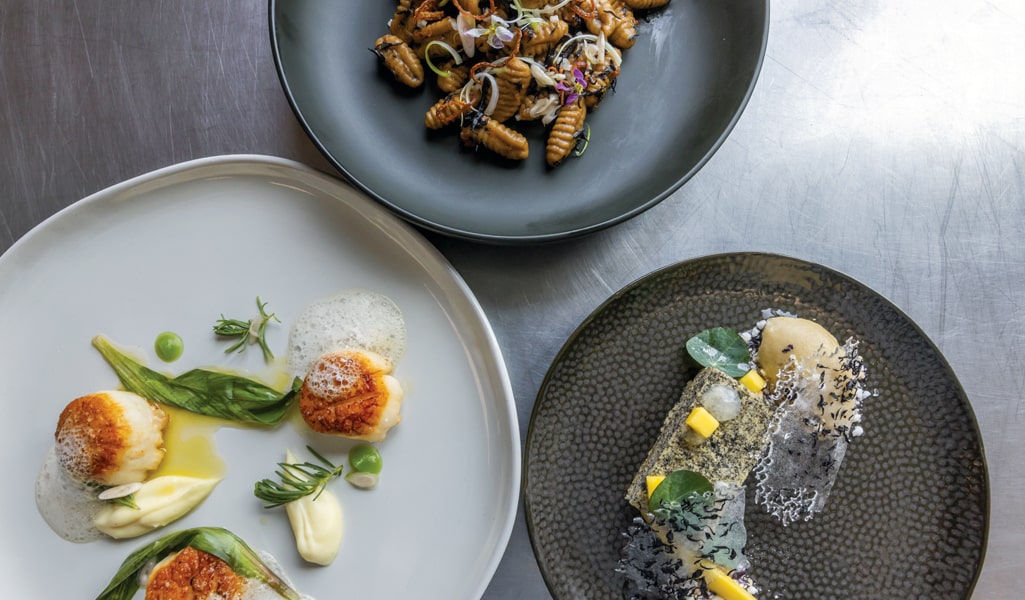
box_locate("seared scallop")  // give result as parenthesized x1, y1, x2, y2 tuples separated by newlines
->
(54, 390, 167, 486)
(145, 546, 247, 600)
(299, 349, 403, 442)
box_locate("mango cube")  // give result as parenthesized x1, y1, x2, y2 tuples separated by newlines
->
(739, 369, 767, 393)
(645, 475, 666, 499)
(685, 406, 720, 438)
(703, 565, 756, 600)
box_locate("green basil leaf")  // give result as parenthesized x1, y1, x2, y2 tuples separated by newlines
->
(648, 469, 714, 512)
(684, 327, 751, 377)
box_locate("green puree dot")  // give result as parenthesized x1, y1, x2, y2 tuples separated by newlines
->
(154, 331, 184, 362)
(348, 444, 383, 474)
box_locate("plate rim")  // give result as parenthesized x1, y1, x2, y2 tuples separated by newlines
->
(522, 250, 990, 598)
(267, 1, 772, 244)
(2, 154, 522, 599)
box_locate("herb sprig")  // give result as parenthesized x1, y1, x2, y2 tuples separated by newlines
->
(254, 446, 344, 508)
(106, 494, 140, 510)
(213, 296, 279, 362)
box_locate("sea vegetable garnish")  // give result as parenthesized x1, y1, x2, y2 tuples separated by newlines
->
(95, 527, 301, 600)
(92, 335, 301, 425)
(254, 446, 344, 508)
(648, 469, 714, 512)
(685, 327, 752, 378)
(213, 296, 279, 362)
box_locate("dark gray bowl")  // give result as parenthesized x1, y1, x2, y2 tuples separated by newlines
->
(524, 253, 988, 598)
(270, 1, 769, 243)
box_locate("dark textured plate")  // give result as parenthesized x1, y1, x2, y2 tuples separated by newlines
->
(269, 1, 768, 243)
(524, 253, 988, 598)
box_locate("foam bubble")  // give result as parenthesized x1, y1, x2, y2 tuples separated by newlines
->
(286, 290, 406, 378)
(304, 355, 367, 398)
(35, 446, 105, 543)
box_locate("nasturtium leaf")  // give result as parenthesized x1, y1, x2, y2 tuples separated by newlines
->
(685, 327, 751, 377)
(648, 469, 714, 511)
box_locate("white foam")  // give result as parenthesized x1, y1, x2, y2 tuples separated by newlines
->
(286, 290, 406, 378)
(34, 446, 105, 543)
(304, 354, 370, 398)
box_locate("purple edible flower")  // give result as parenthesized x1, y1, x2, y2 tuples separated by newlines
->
(555, 68, 587, 105)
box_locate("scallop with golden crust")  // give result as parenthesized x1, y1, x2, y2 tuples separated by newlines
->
(54, 390, 167, 486)
(145, 546, 247, 600)
(299, 349, 403, 442)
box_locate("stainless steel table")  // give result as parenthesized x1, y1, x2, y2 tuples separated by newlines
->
(2, 0, 1021, 597)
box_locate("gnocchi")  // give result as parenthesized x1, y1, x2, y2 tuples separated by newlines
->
(372, 0, 669, 166)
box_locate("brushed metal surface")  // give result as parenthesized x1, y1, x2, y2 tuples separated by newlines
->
(2, 0, 1022, 597)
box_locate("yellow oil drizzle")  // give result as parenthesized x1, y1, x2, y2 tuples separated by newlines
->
(152, 406, 229, 480)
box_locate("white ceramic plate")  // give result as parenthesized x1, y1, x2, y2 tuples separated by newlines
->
(0, 156, 519, 599)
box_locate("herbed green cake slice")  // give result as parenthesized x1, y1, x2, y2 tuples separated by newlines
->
(625, 367, 773, 512)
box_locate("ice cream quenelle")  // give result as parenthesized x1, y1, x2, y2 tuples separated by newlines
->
(749, 313, 868, 525)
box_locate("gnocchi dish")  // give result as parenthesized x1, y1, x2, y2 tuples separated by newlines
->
(373, 0, 670, 166)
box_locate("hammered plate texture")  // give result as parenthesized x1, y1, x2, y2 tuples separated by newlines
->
(524, 253, 988, 599)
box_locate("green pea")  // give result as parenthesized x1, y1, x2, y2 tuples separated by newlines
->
(154, 331, 184, 362)
(348, 444, 382, 474)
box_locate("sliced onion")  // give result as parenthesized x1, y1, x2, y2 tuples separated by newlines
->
(554, 33, 599, 64)
(345, 471, 379, 489)
(529, 95, 561, 121)
(543, 0, 573, 13)
(456, 12, 476, 58)
(476, 72, 500, 116)
(574, 123, 591, 157)
(606, 44, 623, 69)
(529, 61, 556, 87)
(98, 482, 143, 500)
(424, 40, 463, 78)
(458, 79, 478, 104)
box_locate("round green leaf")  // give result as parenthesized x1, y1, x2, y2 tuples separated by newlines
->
(685, 327, 750, 377)
(648, 469, 714, 511)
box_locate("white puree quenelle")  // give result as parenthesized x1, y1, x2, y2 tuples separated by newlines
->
(35, 447, 220, 542)
(92, 475, 221, 538)
(286, 289, 407, 378)
(283, 449, 344, 565)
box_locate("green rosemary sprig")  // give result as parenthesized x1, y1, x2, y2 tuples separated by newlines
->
(253, 446, 343, 508)
(213, 296, 279, 362)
